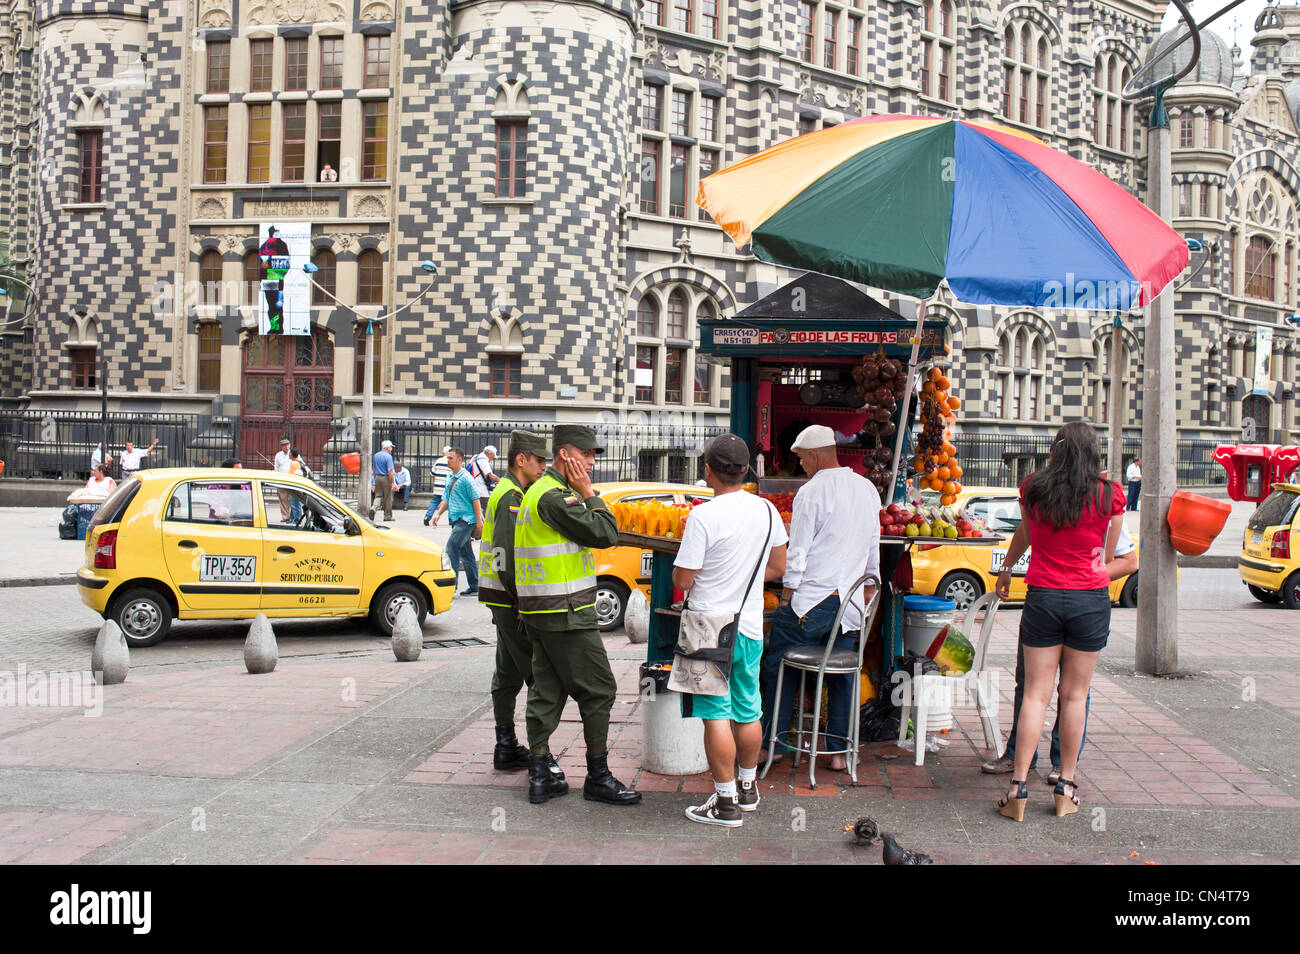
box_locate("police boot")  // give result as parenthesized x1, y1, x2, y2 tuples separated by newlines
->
(528, 753, 569, 804)
(582, 752, 642, 806)
(493, 725, 530, 771)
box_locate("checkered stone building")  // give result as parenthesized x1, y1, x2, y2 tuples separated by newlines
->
(6, 0, 1300, 472)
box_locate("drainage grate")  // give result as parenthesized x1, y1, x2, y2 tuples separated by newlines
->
(422, 636, 491, 649)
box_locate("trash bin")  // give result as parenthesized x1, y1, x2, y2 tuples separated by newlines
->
(76, 503, 100, 541)
(638, 662, 709, 776)
(903, 595, 956, 656)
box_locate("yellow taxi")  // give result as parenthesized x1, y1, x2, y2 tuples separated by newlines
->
(590, 481, 713, 630)
(76, 468, 456, 646)
(1239, 482, 1300, 608)
(909, 485, 1139, 609)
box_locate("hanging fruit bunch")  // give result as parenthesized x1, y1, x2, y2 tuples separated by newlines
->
(912, 366, 964, 506)
(850, 351, 909, 497)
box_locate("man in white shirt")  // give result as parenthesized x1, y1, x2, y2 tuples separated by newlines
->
(423, 445, 452, 526)
(273, 437, 293, 521)
(761, 424, 881, 771)
(91, 443, 112, 475)
(392, 461, 412, 510)
(468, 445, 498, 504)
(673, 434, 787, 827)
(1125, 458, 1141, 512)
(119, 438, 159, 477)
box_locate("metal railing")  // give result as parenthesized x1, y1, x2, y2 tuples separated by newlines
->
(0, 410, 207, 478)
(951, 433, 1226, 489)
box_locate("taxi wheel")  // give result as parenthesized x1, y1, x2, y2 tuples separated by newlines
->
(594, 579, 630, 632)
(1118, 574, 1139, 608)
(110, 587, 172, 647)
(1284, 573, 1300, 611)
(1247, 584, 1282, 604)
(937, 571, 983, 611)
(371, 582, 429, 637)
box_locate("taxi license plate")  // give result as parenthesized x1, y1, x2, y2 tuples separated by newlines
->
(1251, 531, 1263, 547)
(200, 555, 256, 582)
(640, 552, 653, 577)
(990, 549, 1030, 575)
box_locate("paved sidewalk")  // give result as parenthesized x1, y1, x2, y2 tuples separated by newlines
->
(0, 567, 1295, 865)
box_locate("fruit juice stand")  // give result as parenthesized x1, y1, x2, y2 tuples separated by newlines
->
(629, 274, 1001, 696)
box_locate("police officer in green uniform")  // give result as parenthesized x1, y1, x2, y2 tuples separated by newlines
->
(516, 424, 641, 806)
(478, 429, 552, 771)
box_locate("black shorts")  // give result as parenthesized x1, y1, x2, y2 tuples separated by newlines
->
(1019, 586, 1111, 653)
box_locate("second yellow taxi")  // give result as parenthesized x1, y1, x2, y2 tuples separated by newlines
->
(909, 485, 1140, 609)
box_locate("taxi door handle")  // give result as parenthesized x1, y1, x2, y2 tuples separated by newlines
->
(177, 540, 198, 548)
(277, 545, 296, 554)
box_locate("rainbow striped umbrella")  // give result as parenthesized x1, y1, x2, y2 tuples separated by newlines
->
(697, 115, 1188, 309)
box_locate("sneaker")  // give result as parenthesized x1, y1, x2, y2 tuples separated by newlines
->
(684, 792, 742, 828)
(1047, 766, 1062, 786)
(737, 777, 760, 812)
(460, 587, 478, 596)
(980, 755, 1014, 774)
(423, 517, 430, 526)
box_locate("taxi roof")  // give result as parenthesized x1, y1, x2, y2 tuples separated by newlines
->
(593, 481, 712, 496)
(127, 467, 319, 486)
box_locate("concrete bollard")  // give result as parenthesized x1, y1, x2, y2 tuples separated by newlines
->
(391, 604, 422, 661)
(624, 589, 650, 644)
(244, 613, 278, 674)
(91, 620, 129, 685)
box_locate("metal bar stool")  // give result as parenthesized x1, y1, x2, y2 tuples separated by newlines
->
(761, 574, 881, 789)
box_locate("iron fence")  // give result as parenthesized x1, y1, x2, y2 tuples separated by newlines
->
(951, 433, 1226, 489)
(0, 410, 207, 479)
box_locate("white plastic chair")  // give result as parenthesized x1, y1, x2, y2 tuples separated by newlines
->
(761, 573, 881, 789)
(893, 590, 1002, 766)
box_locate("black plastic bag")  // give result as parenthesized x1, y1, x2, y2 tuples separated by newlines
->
(58, 505, 78, 540)
(859, 698, 900, 742)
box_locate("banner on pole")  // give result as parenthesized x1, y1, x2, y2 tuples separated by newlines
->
(1253, 328, 1273, 396)
(257, 221, 311, 335)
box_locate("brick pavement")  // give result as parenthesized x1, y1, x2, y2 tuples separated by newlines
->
(0, 563, 1296, 865)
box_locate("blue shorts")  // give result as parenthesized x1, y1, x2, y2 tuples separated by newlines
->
(680, 635, 763, 723)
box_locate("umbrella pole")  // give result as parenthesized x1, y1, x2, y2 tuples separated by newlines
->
(883, 292, 935, 505)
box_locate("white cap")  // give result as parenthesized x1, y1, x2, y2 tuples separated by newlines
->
(484, 445, 498, 456)
(791, 424, 837, 451)
(442, 445, 451, 455)
(381, 440, 394, 449)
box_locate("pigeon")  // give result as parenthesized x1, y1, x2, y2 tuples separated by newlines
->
(882, 832, 934, 865)
(843, 816, 881, 846)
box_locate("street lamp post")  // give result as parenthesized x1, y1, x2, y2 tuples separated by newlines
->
(301, 260, 438, 515)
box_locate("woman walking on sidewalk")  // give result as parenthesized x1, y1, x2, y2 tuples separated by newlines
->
(994, 421, 1124, 821)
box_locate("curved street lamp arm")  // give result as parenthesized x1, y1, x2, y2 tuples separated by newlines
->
(300, 274, 438, 323)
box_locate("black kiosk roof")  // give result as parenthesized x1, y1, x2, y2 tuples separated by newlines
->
(700, 273, 945, 358)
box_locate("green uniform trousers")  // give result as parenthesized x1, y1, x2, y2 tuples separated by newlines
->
(489, 605, 533, 726)
(524, 623, 617, 757)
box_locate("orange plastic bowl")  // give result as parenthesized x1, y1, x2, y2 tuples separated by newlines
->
(339, 452, 360, 475)
(1167, 490, 1232, 556)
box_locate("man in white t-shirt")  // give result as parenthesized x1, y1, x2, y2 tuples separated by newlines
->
(673, 433, 787, 827)
(273, 437, 293, 521)
(468, 445, 498, 503)
(762, 424, 881, 772)
(1125, 458, 1141, 512)
(119, 438, 159, 477)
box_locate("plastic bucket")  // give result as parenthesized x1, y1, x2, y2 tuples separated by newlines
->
(639, 662, 708, 775)
(903, 595, 956, 657)
(340, 452, 360, 475)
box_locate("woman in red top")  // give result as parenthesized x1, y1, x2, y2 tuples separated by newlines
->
(994, 421, 1124, 820)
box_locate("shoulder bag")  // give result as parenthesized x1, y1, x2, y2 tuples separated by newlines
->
(668, 505, 772, 697)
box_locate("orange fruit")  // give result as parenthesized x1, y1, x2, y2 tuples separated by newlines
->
(952, 481, 963, 494)
(943, 481, 957, 495)
(935, 451, 949, 465)
(942, 442, 957, 456)
(947, 395, 962, 410)
(913, 458, 925, 473)
(921, 381, 936, 395)
(950, 464, 964, 479)
(937, 375, 950, 390)
(940, 494, 956, 506)
(929, 476, 945, 491)
(936, 466, 951, 480)
(929, 367, 943, 382)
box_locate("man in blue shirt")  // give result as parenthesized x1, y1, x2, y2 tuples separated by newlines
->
(430, 447, 484, 595)
(373, 439, 396, 521)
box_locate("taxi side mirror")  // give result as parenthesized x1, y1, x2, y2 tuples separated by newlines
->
(344, 517, 361, 536)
